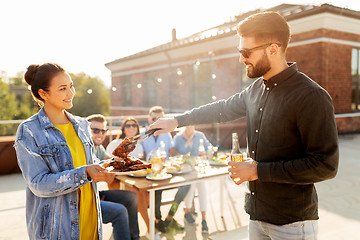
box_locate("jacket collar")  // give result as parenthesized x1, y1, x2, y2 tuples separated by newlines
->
(38, 107, 80, 129)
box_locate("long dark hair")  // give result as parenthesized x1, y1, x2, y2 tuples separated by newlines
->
(116, 117, 140, 139)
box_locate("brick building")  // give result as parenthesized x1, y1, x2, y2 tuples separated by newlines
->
(105, 3, 360, 147)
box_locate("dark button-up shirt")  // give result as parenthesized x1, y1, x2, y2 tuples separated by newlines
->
(176, 63, 339, 225)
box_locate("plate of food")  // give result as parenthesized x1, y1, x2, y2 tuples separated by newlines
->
(128, 168, 156, 177)
(166, 163, 193, 175)
(101, 156, 152, 175)
(210, 153, 230, 167)
(107, 168, 144, 175)
(146, 172, 172, 181)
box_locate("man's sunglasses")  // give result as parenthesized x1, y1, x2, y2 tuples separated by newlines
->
(91, 128, 108, 134)
(238, 42, 281, 59)
(151, 117, 159, 122)
(125, 124, 138, 128)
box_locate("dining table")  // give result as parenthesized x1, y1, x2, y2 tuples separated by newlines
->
(115, 163, 230, 240)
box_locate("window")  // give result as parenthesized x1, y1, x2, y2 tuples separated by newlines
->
(192, 62, 212, 107)
(352, 48, 360, 111)
(122, 75, 132, 106)
(144, 72, 157, 107)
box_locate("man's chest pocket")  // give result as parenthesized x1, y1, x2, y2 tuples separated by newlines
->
(259, 108, 289, 148)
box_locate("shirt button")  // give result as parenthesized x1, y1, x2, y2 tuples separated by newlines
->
(251, 192, 255, 195)
(266, 87, 270, 90)
(80, 179, 84, 184)
(274, 83, 278, 86)
(252, 151, 255, 154)
(259, 108, 263, 111)
(255, 129, 259, 133)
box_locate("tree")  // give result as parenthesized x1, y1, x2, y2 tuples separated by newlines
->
(69, 72, 110, 117)
(0, 79, 19, 135)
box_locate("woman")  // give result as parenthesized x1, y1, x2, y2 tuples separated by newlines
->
(105, 117, 151, 232)
(14, 63, 114, 240)
(106, 117, 144, 158)
(173, 125, 211, 233)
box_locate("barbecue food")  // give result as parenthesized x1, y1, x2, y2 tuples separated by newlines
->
(102, 155, 152, 172)
(112, 137, 136, 159)
(103, 137, 151, 172)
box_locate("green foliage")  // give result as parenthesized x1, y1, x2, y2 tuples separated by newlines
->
(16, 93, 39, 120)
(0, 71, 110, 136)
(0, 79, 19, 135)
(68, 72, 110, 117)
(9, 71, 26, 85)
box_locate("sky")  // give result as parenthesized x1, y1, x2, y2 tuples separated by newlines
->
(1, 0, 360, 87)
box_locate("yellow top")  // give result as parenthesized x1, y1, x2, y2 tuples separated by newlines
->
(55, 122, 98, 240)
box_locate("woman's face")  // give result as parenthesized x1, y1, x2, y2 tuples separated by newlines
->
(123, 120, 138, 137)
(41, 72, 75, 111)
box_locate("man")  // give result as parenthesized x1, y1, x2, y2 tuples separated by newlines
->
(139, 106, 190, 233)
(150, 12, 339, 239)
(87, 114, 140, 240)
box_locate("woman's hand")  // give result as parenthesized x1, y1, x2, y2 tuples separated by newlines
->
(86, 164, 115, 183)
(228, 159, 258, 185)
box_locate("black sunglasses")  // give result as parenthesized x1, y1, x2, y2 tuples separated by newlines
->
(91, 128, 107, 134)
(238, 42, 281, 58)
(125, 124, 138, 128)
(151, 117, 159, 122)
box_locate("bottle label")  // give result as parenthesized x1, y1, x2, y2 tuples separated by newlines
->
(231, 153, 243, 162)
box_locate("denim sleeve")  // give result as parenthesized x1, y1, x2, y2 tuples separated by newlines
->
(15, 125, 90, 198)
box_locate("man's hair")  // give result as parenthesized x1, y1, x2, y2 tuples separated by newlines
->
(149, 106, 164, 115)
(86, 114, 107, 123)
(236, 11, 291, 52)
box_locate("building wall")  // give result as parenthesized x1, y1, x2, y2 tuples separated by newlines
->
(108, 7, 360, 144)
(287, 29, 355, 113)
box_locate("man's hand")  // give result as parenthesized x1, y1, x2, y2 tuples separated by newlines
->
(86, 164, 115, 183)
(228, 159, 258, 185)
(149, 117, 178, 136)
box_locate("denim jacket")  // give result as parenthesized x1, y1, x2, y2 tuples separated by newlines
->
(14, 108, 103, 240)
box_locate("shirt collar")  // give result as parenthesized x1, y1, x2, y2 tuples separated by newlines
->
(263, 62, 298, 87)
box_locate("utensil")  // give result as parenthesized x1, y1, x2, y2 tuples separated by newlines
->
(125, 128, 162, 151)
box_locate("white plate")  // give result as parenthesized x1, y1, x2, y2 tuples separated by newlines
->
(129, 173, 148, 178)
(146, 173, 172, 181)
(209, 161, 227, 167)
(167, 166, 193, 175)
(105, 167, 144, 175)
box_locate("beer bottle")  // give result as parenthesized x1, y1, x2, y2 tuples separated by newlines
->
(198, 139, 206, 157)
(231, 133, 243, 162)
(159, 141, 167, 162)
(231, 133, 243, 182)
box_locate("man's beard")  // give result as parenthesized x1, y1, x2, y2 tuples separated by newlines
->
(246, 51, 271, 79)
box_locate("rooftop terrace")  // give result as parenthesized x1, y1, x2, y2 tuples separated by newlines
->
(0, 133, 359, 239)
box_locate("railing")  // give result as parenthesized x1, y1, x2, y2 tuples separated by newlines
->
(0, 114, 182, 142)
(1, 112, 360, 140)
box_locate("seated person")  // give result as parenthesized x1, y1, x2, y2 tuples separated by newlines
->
(106, 117, 144, 158)
(140, 106, 189, 233)
(173, 125, 211, 234)
(87, 114, 139, 240)
(105, 117, 150, 232)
